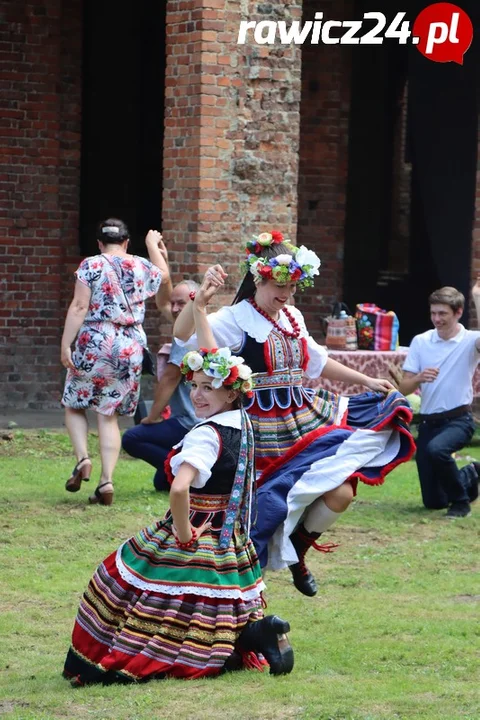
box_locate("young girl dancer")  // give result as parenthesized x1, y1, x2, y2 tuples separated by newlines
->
(63, 347, 293, 684)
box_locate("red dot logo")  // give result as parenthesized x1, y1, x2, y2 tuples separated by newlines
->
(412, 2, 473, 65)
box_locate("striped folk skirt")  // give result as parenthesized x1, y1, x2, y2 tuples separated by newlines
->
(63, 493, 265, 684)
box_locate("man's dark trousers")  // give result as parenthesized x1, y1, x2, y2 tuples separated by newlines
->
(415, 413, 477, 509)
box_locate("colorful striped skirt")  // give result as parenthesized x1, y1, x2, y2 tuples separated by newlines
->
(63, 494, 265, 684)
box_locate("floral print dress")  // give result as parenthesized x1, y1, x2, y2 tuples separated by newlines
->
(61, 254, 161, 416)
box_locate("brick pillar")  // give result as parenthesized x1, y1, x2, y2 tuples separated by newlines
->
(296, 0, 354, 339)
(163, 0, 303, 305)
(0, 0, 82, 408)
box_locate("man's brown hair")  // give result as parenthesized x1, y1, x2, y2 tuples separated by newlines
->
(428, 286, 465, 313)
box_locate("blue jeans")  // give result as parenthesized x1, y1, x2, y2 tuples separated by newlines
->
(122, 418, 189, 491)
(415, 413, 476, 509)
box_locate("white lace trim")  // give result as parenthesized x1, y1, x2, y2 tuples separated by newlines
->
(115, 545, 266, 601)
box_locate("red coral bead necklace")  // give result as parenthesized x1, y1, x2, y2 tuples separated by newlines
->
(248, 297, 301, 339)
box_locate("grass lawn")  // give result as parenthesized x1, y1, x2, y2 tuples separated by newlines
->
(0, 429, 478, 720)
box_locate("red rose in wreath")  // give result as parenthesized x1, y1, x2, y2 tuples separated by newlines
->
(258, 265, 273, 279)
(224, 366, 239, 385)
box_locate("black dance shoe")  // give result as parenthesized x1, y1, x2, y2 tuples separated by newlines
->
(238, 615, 294, 675)
(288, 524, 321, 596)
(288, 561, 318, 597)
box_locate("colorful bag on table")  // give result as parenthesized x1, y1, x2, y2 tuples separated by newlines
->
(325, 302, 358, 351)
(355, 303, 399, 351)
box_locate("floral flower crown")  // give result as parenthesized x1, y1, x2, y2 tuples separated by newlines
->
(180, 347, 254, 398)
(242, 231, 321, 290)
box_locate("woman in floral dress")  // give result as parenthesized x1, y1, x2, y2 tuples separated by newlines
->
(60, 218, 171, 505)
(63, 348, 293, 684)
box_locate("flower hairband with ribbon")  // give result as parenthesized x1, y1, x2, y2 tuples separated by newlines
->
(180, 347, 254, 398)
(242, 231, 321, 290)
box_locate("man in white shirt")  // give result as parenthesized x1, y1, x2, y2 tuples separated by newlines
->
(399, 285, 480, 518)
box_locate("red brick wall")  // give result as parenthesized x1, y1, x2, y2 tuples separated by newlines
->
(163, 0, 303, 309)
(2, 1, 477, 409)
(296, 0, 354, 340)
(1, 0, 83, 409)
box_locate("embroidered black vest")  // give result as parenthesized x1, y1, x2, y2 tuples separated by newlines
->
(193, 423, 241, 495)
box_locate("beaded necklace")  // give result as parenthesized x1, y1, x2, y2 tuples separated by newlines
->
(248, 297, 301, 339)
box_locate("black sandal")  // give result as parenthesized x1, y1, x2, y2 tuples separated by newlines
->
(65, 457, 92, 493)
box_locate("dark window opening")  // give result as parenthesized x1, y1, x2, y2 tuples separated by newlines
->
(342, 35, 409, 333)
(79, 2, 166, 256)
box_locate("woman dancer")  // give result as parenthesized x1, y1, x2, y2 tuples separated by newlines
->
(63, 348, 293, 684)
(174, 231, 414, 596)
